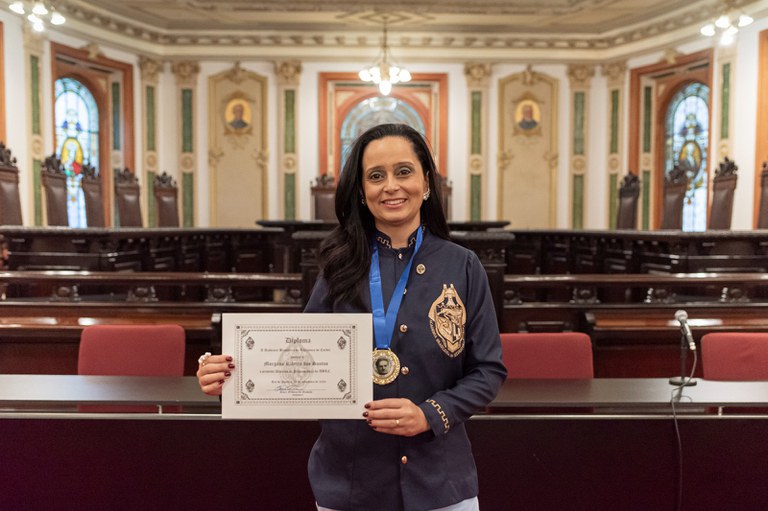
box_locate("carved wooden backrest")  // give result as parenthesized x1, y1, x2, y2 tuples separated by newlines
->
(708, 157, 738, 230)
(311, 175, 337, 222)
(615, 172, 640, 229)
(0, 142, 23, 225)
(434, 172, 452, 220)
(153, 171, 179, 227)
(81, 164, 105, 227)
(660, 165, 688, 230)
(758, 162, 768, 229)
(41, 154, 69, 226)
(114, 168, 142, 227)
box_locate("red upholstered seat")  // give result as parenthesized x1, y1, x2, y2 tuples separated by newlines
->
(77, 324, 186, 412)
(701, 333, 768, 381)
(500, 332, 594, 379)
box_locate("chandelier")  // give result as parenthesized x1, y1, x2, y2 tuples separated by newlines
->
(8, 1, 66, 32)
(700, 2, 753, 46)
(358, 18, 411, 96)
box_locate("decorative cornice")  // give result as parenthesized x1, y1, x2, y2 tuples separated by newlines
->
(567, 64, 596, 89)
(139, 56, 162, 83)
(275, 60, 302, 86)
(464, 62, 491, 88)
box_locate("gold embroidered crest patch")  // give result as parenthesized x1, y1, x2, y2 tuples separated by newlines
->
(428, 283, 467, 357)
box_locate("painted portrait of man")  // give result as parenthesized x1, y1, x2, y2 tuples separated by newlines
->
(516, 100, 540, 131)
(225, 99, 251, 131)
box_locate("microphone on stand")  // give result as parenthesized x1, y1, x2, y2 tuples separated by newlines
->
(674, 310, 696, 351)
(669, 309, 698, 386)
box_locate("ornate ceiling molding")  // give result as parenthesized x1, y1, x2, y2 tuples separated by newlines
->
(49, 0, 767, 62)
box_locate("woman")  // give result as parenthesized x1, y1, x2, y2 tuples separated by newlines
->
(198, 123, 506, 510)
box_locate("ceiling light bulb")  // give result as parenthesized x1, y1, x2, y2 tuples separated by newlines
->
(32, 20, 44, 32)
(27, 13, 41, 24)
(379, 80, 392, 96)
(700, 24, 716, 37)
(359, 69, 372, 82)
(50, 12, 65, 25)
(32, 2, 48, 15)
(738, 14, 753, 27)
(715, 14, 731, 29)
(720, 32, 735, 46)
(9, 2, 25, 14)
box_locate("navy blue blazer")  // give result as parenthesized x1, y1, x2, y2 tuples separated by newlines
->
(305, 228, 507, 511)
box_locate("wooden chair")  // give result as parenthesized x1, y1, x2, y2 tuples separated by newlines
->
(153, 171, 180, 227)
(659, 165, 688, 230)
(311, 175, 337, 222)
(708, 157, 737, 230)
(0, 142, 23, 225)
(78, 324, 186, 412)
(615, 172, 640, 229)
(114, 168, 142, 227)
(757, 162, 768, 229)
(434, 172, 452, 220)
(41, 154, 69, 226)
(500, 332, 594, 379)
(81, 164, 105, 227)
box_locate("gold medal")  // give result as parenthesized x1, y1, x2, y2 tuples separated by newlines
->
(372, 349, 400, 385)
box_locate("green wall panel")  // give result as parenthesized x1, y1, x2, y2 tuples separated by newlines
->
(181, 89, 193, 153)
(642, 169, 651, 230)
(471, 91, 482, 155)
(572, 174, 584, 229)
(470, 174, 481, 221)
(721, 62, 731, 140)
(146, 86, 156, 152)
(574, 92, 585, 156)
(112, 82, 121, 150)
(609, 173, 618, 229)
(183, 173, 194, 227)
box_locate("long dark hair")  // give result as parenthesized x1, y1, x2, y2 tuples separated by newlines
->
(318, 123, 450, 308)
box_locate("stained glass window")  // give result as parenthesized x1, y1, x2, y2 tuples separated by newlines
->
(54, 77, 99, 227)
(340, 96, 426, 174)
(664, 82, 710, 231)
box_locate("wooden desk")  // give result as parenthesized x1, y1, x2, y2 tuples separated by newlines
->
(0, 374, 218, 409)
(0, 378, 766, 510)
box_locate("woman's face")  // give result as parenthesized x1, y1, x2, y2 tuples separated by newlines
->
(361, 136, 428, 235)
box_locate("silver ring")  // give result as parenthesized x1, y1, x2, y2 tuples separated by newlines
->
(198, 352, 212, 366)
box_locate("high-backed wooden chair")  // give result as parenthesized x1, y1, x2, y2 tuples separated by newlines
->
(659, 165, 688, 230)
(311, 175, 337, 222)
(114, 167, 142, 227)
(80, 164, 105, 227)
(615, 172, 640, 229)
(434, 172, 452, 220)
(41, 154, 69, 226)
(0, 142, 23, 225)
(708, 157, 738, 230)
(757, 162, 768, 229)
(153, 171, 180, 227)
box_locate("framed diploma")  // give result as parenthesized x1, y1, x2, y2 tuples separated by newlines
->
(222, 313, 373, 419)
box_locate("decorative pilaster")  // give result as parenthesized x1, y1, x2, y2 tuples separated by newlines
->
(172, 61, 200, 227)
(716, 45, 735, 166)
(140, 56, 162, 226)
(567, 64, 595, 229)
(24, 26, 45, 226)
(602, 60, 627, 228)
(640, 80, 654, 230)
(465, 62, 491, 221)
(275, 60, 301, 220)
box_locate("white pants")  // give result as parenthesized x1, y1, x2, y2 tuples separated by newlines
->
(317, 496, 480, 511)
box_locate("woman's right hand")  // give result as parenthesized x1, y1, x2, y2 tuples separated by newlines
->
(196, 354, 235, 396)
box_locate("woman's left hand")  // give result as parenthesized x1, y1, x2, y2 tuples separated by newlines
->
(363, 398, 430, 437)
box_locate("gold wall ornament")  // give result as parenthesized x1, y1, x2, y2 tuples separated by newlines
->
(275, 60, 302, 86)
(464, 62, 491, 88)
(139, 56, 162, 84)
(171, 61, 200, 86)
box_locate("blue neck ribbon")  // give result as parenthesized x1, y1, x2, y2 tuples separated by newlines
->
(369, 227, 424, 351)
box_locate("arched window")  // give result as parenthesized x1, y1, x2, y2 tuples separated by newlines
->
(339, 96, 426, 173)
(664, 82, 710, 231)
(54, 77, 99, 227)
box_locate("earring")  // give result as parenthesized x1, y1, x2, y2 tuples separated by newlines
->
(423, 189, 431, 201)
(361, 197, 366, 206)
